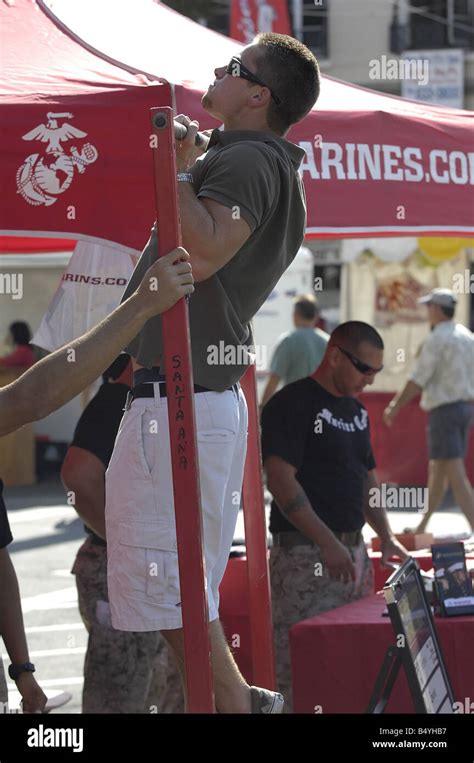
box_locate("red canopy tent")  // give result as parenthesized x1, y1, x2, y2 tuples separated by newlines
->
(1, 0, 473, 711)
(0, 0, 173, 254)
(1, 0, 473, 253)
(0, 237, 75, 254)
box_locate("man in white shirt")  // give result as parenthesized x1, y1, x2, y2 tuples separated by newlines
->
(383, 288, 474, 534)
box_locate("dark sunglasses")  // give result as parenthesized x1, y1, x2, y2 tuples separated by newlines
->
(225, 56, 281, 105)
(336, 346, 383, 376)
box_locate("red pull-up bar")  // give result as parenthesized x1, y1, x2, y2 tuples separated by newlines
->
(150, 106, 275, 711)
(240, 366, 276, 690)
(150, 107, 214, 713)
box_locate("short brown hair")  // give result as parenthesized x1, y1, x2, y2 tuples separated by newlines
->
(254, 33, 320, 134)
(294, 294, 319, 321)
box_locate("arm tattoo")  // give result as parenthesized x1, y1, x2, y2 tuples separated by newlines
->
(281, 491, 308, 517)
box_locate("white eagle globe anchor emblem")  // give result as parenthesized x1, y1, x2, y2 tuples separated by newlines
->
(16, 112, 98, 206)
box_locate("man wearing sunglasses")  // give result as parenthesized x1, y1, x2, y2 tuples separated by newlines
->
(261, 321, 409, 711)
(107, 33, 320, 713)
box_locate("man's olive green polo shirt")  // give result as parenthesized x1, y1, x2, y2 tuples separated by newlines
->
(121, 128, 307, 392)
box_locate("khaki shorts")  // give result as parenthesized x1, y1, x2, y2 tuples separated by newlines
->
(105, 384, 248, 631)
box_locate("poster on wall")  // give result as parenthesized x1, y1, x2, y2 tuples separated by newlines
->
(401, 49, 464, 109)
(374, 271, 427, 327)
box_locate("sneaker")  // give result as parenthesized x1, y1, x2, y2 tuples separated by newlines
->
(250, 686, 284, 714)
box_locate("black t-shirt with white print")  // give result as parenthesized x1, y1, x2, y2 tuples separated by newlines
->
(261, 377, 376, 535)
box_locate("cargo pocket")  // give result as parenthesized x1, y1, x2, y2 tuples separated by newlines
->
(197, 391, 238, 443)
(118, 520, 180, 606)
(134, 409, 156, 478)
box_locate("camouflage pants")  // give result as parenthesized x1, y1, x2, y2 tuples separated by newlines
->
(72, 537, 184, 713)
(270, 539, 374, 713)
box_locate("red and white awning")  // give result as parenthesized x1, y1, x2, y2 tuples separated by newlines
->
(1, 0, 473, 255)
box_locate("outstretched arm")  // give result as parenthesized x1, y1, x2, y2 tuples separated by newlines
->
(0, 248, 193, 437)
(383, 379, 421, 427)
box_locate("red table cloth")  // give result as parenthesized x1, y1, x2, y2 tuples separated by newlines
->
(290, 593, 474, 713)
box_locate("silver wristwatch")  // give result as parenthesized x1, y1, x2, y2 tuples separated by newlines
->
(177, 172, 194, 183)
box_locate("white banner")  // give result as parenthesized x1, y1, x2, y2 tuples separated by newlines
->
(401, 49, 464, 109)
(33, 241, 137, 352)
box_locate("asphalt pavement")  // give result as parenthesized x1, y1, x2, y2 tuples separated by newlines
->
(2, 475, 472, 714)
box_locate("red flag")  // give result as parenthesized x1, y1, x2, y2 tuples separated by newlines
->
(230, 0, 292, 43)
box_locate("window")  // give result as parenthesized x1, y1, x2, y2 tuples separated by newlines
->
(410, 0, 474, 51)
(299, 1, 329, 59)
(205, 0, 231, 36)
(202, 0, 330, 57)
(448, 0, 474, 47)
(162, 2, 330, 56)
(162, 1, 230, 35)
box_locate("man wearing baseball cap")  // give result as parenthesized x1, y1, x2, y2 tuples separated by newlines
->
(383, 288, 474, 535)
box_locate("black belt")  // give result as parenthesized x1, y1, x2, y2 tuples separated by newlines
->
(272, 529, 363, 548)
(88, 535, 107, 547)
(124, 381, 238, 410)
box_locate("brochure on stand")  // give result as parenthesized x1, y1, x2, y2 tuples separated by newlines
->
(432, 542, 474, 617)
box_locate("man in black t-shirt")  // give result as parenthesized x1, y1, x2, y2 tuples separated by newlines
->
(61, 356, 182, 713)
(0, 481, 47, 713)
(261, 321, 409, 711)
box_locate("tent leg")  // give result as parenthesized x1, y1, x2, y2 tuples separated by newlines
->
(240, 365, 276, 689)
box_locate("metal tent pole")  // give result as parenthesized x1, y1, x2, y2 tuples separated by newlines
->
(240, 364, 276, 688)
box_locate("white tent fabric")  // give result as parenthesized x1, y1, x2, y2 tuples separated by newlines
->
(33, 242, 138, 351)
(42, 0, 239, 91)
(341, 237, 418, 263)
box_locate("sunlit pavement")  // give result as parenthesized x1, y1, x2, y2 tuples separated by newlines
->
(2, 476, 472, 714)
